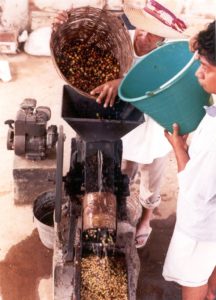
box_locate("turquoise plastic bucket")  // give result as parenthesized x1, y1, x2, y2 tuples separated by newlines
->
(118, 41, 210, 134)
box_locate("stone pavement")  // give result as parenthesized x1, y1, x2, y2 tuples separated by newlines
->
(137, 215, 181, 300)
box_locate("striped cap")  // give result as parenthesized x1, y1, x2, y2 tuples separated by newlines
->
(123, 0, 188, 38)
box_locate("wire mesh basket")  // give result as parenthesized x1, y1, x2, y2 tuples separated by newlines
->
(50, 6, 133, 98)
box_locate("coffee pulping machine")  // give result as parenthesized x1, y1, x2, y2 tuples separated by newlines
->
(54, 85, 144, 300)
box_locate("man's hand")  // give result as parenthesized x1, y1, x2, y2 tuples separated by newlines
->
(164, 123, 189, 172)
(52, 10, 69, 31)
(90, 78, 122, 108)
(164, 123, 188, 152)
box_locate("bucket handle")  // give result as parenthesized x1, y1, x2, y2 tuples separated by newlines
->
(145, 51, 197, 97)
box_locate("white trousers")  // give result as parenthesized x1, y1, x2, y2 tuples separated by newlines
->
(122, 155, 167, 209)
(163, 226, 216, 287)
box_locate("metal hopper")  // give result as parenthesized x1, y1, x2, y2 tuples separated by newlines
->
(61, 85, 144, 141)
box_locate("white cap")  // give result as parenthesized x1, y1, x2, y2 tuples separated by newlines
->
(123, 0, 188, 38)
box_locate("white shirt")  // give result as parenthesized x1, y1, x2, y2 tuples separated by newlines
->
(122, 114, 171, 163)
(121, 43, 172, 164)
(176, 107, 216, 241)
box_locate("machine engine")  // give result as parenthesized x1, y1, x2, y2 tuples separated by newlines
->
(5, 98, 58, 160)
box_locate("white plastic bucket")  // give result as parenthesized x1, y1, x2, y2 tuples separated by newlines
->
(33, 191, 55, 249)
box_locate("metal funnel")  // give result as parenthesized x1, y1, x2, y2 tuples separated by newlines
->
(62, 85, 144, 141)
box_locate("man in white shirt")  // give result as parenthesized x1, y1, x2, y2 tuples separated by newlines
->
(163, 21, 216, 300)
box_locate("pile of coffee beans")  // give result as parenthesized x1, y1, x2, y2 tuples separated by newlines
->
(56, 41, 120, 93)
(81, 255, 128, 299)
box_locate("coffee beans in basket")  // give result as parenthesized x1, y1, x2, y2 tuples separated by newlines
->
(56, 41, 120, 94)
(50, 7, 133, 97)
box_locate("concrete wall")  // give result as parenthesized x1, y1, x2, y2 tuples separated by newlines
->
(33, 0, 122, 11)
(0, 0, 123, 30)
(0, 0, 29, 30)
(0, 0, 215, 32)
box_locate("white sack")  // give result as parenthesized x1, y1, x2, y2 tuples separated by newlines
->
(24, 27, 51, 56)
(0, 60, 12, 82)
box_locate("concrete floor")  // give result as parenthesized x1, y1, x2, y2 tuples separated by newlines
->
(0, 52, 180, 299)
